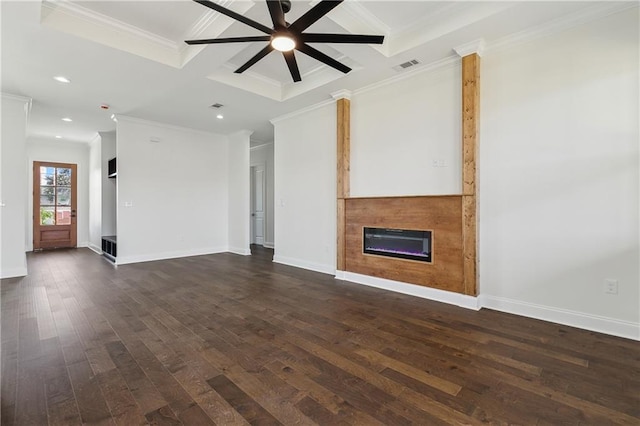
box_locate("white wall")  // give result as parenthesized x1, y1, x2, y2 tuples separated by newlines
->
(115, 116, 229, 264)
(271, 9, 639, 338)
(100, 131, 116, 237)
(273, 102, 337, 274)
(250, 142, 275, 248)
(88, 134, 102, 252)
(0, 94, 30, 278)
(351, 64, 462, 197)
(26, 137, 90, 251)
(480, 9, 639, 337)
(228, 130, 251, 255)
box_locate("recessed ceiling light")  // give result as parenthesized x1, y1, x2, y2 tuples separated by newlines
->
(216, 114, 223, 119)
(53, 76, 71, 83)
(61, 117, 72, 122)
(55, 135, 62, 139)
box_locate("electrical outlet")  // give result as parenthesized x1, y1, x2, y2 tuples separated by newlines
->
(604, 279, 618, 294)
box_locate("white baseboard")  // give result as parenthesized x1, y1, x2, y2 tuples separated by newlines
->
(273, 255, 335, 275)
(0, 266, 28, 279)
(304, 267, 639, 341)
(480, 295, 640, 341)
(337, 271, 481, 310)
(88, 243, 102, 254)
(78, 241, 89, 248)
(263, 242, 274, 249)
(229, 247, 251, 256)
(116, 246, 228, 265)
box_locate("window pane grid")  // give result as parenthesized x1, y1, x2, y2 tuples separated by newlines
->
(39, 166, 72, 226)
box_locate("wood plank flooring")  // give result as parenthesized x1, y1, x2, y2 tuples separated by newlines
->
(1, 246, 639, 425)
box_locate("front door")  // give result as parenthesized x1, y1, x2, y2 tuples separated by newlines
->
(33, 162, 77, 250)
(250, 164, 265, 245)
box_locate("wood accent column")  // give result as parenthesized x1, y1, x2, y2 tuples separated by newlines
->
(336, 97, 350, 271)
(461, 53, 480, 295)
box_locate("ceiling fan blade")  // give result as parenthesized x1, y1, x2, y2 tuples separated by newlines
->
(235, 44, 274, 74)
(266, 0, 286, 29)
(283, 51, 301, 82)
(301, 33, 384, 44)
(290, 0, 343, 32)
(193, 0, 273, 34)
(297, 43, 351, 74)
(186, 36, 271, 45)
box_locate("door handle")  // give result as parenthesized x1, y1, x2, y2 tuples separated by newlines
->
(251, 213, 256, 217)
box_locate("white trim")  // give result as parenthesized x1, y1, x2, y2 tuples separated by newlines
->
(454, 39, 485, 58)
(263, 242, 274, 249)
(273, 255, 335, 275)
(353, 55, 460, 97)
(250, 141, 273, 151)
(115, 115, 225, 138)
(270, 98, 336, 124)
(42, 0, 178, 50)
(116, 246, 228, 265)
(0, 266, 28, 279)
(229, 247, 251, 256)
(1, 93, 32, 103)
(480, 295, 640, 342)
(88, 243, 102, 255)
(77, 242, 88, 248)
(331, 90, 352, 101)
(338, 271, 481, 311)
(485, 2, 638, 55)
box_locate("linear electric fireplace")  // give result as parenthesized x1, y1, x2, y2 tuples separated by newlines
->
(363, 227, 432, 263)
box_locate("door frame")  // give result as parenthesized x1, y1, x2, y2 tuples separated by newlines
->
(250, 162, 266, 246)
(33, 161, 78, 250)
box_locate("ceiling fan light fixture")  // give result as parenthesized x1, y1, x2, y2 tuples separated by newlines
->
(271, 35, 295, 52)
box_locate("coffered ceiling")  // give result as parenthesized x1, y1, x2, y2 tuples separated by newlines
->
(1, 1, 632, 143)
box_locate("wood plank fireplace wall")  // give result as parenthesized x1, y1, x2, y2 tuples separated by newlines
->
(335, 50, 480, 296)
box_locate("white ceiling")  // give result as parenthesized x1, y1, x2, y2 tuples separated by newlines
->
(1, 0, 629, 144)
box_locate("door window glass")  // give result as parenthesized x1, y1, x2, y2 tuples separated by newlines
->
(39, 166, 73, 226)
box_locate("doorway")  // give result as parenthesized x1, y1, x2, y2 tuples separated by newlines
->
(250, 163, 266, 246)
(33, 161, 77, 249)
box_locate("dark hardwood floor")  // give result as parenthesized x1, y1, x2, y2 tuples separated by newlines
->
(1, 246, 638, 425)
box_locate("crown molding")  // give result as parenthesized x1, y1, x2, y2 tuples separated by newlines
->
(116, 115, 226, 138)
(42, 0, 178, 50)
(353, 54, 460, 98)
(331, 90, 352, 101)
(209, 55, 359, 103)
(485, 2, 638, 55)
(454, 39, 486, 58)
(229, 129, 254, 139)
(387, 2, 513, 57)
(40, 0, 251, 69)
(1, 93, 32, 103)
(270, 98, 335, 125)
(250, 141, 273, 150)
(325, 1, 391, 56)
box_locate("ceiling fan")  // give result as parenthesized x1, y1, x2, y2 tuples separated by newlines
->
(185, 0, 385, 82)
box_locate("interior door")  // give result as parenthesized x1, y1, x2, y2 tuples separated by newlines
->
(251, 164, 265, 245)
(33, 162, 77, 250)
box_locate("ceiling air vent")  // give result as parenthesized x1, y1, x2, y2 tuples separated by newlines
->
(209, 103, 224, 109)
(393, 59, 420, 72)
